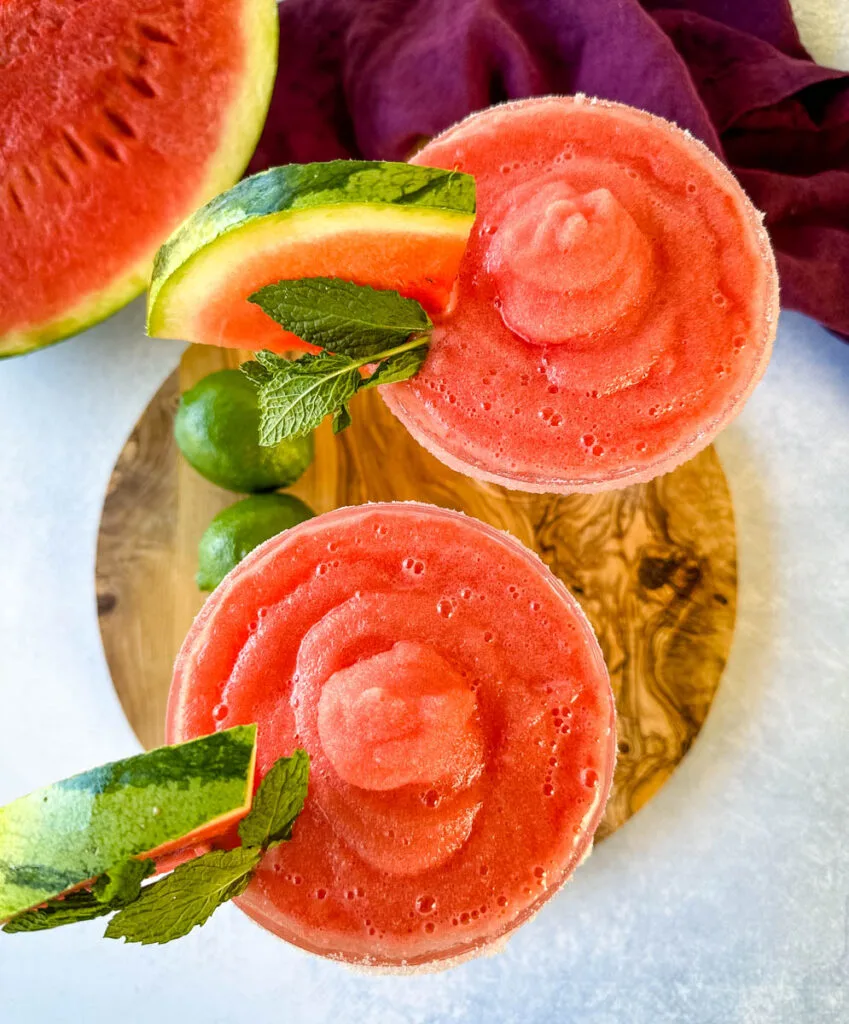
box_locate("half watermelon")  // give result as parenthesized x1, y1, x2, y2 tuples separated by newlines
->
(0, 0, 278, 358)
(146, 161, 476, 353)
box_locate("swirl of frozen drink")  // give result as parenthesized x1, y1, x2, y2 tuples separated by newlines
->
(487, 181, 655, 344)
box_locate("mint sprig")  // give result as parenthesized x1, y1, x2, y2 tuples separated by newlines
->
(243, 278, 433, 445)
(245, 350, 366, 444)
(3, 747, 310, 946)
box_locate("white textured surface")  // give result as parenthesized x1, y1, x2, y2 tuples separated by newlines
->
(1, 4, 848, 1020)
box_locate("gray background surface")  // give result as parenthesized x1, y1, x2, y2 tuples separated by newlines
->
(0, 4, 847, 1020)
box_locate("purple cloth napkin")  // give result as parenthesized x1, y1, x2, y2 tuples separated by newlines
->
(250, 0, 849, 339)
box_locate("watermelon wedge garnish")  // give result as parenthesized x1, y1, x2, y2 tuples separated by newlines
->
(0, 0, 278, 358)
(146, 161, 476, 353)
(0, 726, 257, 922)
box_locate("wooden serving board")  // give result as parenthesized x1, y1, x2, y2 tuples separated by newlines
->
(96, 344, 737, 842)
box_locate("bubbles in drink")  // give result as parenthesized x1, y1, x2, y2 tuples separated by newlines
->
(416, 895, 436, 914)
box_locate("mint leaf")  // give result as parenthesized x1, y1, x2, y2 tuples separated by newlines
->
(92, 859, 155, 906)
(249, 278, 431, 359)
(238, 749, 310, 849)
(332, 404, 352, 434)
(240, 359, 274, 386)
(254, 351, 362, 445)
(362, 346, 429, 388)
(104, 847, 261, 946)
(3, 890, 111, 934)
(241, 349, 292, 381)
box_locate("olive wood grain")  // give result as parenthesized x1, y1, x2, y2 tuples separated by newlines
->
(96, 344, 737, 841)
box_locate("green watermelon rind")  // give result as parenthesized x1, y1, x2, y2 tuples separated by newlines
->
(0, 0, 279, 360)
(146, 161, 477, 338)
(0, 725, 257, 922)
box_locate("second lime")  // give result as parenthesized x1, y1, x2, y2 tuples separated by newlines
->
(197, 493, 316, 591)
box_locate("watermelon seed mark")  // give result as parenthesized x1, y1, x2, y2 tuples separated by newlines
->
(95, 137, 125, 164)
(48, 158, 71, 186)
(104, 108, 138, 140)
(137, 22, 178, 46)
(124, 73, 157, 99)
(21, 165, 38, 186)
(62, 129, 89, 165)
(7, 184, 24, 213)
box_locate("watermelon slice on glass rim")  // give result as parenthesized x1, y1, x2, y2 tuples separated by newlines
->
(146, 161, 477, 353)
(0, 727, 257, 923)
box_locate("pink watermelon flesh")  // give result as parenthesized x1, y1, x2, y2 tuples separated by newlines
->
(186, 225, 472, 355)
(0, 0, 271, 353)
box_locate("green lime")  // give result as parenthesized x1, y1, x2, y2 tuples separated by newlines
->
(175, 369, 313, 492)
(197, 494, 316, 591)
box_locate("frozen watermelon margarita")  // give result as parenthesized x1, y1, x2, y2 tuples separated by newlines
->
(167, 502, 615, 968)
(382, 96, 779, 492)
